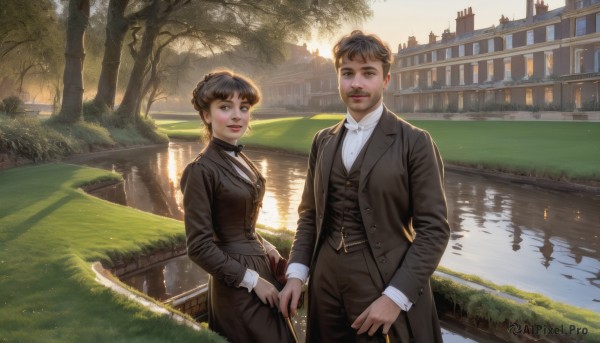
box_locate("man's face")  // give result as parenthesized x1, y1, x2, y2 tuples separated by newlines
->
(337, 55, 390, 122)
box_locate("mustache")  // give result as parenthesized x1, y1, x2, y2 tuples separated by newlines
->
(347, 90, 370, 97)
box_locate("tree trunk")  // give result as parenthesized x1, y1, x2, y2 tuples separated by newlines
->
(58, 0, 90, 123)
(115, 0, 160, 125)
(93, 0, 130, 110)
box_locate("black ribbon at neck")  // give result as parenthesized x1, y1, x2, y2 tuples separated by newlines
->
(212, 137, 244, 156)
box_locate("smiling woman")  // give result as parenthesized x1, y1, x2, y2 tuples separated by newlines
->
(183, 70, 297, 343)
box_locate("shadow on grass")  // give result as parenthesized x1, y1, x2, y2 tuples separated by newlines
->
(0, 194, 74, 244)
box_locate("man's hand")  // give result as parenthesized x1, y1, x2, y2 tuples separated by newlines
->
(278, 277, 303, 318)
(254, 277, 279, 308)
(351, 295, 401, 336)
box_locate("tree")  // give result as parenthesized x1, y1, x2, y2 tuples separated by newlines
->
(115, 0, 191, 125)
(110, 0, 371, 126)
(58, 0, 91, 123)
(0, 0, 63, 100)
(94, 0, 144, 109)
(0, 1, 55, 61)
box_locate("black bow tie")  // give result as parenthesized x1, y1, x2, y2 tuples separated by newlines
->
(212, 138, 244, 156)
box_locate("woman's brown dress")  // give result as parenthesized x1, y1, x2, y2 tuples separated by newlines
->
(180, 141, 293, 343)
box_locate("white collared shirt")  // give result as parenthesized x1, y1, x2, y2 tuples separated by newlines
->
(342, 104, 383, 171)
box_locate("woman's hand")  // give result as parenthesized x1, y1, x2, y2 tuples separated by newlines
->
(254, 277, 280, 308)
(266, 246, 281, 264)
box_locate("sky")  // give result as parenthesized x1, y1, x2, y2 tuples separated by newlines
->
(305, 0, 563, 59)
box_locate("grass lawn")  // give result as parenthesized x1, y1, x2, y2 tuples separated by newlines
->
(157, 115, 600, 181)
(0, 163, 225, 342)
(1, 162, 598, 341)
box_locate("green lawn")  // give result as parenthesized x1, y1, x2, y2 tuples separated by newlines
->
(1, 153, 599, 341)
(155, 120, 204, 140)
(416, 121, 600, 180)
(0, 164, 225, 342)
(157, 115, 600, 181)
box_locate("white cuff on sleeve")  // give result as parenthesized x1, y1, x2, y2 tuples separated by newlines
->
(383, 286, 413, 312)
(239, 269, 259, 292)
(286, 262, 309, 284)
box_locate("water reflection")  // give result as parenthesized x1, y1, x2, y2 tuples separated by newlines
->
(121, 255, 208, 301)
(442, 172, 600, 311)
(69, 142, 600, 312)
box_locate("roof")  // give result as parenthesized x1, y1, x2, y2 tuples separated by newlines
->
(397, 6, 565, 56)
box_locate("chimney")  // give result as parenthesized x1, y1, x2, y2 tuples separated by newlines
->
(526, 0, 534, 22)
(429, 31, 437, 44)
(455, 7, 475, 36)
(441, 29, 455, 41)
(499, 14, 510, 25)
(407, 36, 418, 48)
(565, 0, 575, 10)
(535, 0, 549, 15)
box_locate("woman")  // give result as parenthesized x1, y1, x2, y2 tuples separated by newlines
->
(180, 70, 294, 342)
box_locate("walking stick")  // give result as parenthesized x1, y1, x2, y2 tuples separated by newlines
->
(285, 316, 300, 343)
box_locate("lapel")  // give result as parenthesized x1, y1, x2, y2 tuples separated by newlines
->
(359, 107, 397, 192)
(319, 120, 345, 198)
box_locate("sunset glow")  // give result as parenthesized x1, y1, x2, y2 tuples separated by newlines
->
(304, 40, 335, 60)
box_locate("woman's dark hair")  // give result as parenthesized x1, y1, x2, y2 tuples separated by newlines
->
(333, 30, 393, 76)
(191, 70, 260, 141)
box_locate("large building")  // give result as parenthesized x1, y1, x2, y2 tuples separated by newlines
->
(259, 45, 341, 111)
(390, 0, 600, 113)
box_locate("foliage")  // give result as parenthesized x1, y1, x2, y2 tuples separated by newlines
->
(136, 117, 169, 144)
(0, 0, 63, 101)
(45, 117, 116, 148)
(581, 99, 600, 111)
(83, 99, 110, 121)
(0, 116, 75, 161)
(431, 276, 600, 341)
(113, 0, 372, 124)
(479, 102, 545, 112)
(435, 266, 600, 328)
(0, 96, 24, 116)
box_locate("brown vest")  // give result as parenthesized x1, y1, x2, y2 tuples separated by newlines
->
(325, 130, 372, 252)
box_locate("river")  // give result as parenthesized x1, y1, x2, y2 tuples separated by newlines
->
(68, 141, 600, 314)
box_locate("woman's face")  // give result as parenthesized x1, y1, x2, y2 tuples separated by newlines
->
(203, 92, 252, 145)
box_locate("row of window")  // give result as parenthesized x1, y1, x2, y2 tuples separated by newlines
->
(400, 47, 600, 89)
(400, 12, 600, 68)
(410, 87, 555, 112)
(399, 52, 555, 89)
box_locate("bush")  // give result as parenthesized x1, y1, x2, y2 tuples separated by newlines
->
(45, 117, 116, 151)
(0, 116, 75, 161)
(136, 117, 169, 144)
(82, 100, 110, 122)
(1, 96, 24, 117)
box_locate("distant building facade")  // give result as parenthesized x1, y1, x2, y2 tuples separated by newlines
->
(390, 0, 600, 113)
(259, 45, 341, 111)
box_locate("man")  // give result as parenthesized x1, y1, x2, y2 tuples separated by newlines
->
(279, 30, 450, 342)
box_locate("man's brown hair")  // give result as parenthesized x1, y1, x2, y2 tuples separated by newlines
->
(333, 30, 393, 76)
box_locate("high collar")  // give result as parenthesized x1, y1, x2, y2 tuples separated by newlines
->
(345, 103, 384, 129)
(211, 137, 244, 156)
